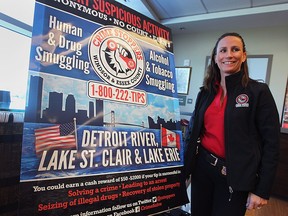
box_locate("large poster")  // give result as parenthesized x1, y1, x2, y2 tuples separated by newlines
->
(18, 0, 188, 215)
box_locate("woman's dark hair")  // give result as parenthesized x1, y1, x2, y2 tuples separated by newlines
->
(203, 32, 249, 91)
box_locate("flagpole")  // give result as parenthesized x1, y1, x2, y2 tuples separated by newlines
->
(73, 118, 78, 150)
(160, 124, 162, 147)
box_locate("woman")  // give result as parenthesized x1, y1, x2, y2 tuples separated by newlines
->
(184, 32, 280, 216)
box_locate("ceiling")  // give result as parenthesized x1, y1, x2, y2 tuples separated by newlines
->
(1, 0, 288, 36)
(115, 0, 288, 34)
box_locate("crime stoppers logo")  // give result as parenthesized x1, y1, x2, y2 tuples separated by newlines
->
(89, 26, 145, 89)
(235, 94, 249, 107)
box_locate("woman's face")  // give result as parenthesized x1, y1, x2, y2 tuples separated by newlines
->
(214, 36, 247, 75)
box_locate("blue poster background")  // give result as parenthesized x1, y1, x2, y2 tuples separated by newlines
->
(18, 0, 188, 215)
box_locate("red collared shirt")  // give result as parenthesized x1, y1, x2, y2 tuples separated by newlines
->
(201, 86, 227, 158)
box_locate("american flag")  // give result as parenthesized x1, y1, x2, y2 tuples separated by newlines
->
(34, 122, 76, 155)
(161, 127, 180, 150)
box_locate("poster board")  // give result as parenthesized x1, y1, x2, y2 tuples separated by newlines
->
(281, 78, 288, 134)
(175, 67, 192, 95)
(247, 55, 272, 84)
(18, 0, 188, 215)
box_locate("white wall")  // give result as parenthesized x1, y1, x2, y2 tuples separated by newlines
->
(0, 1, 34, 25)
(0, 1, 34, 110)
(173, 26, 288, 121)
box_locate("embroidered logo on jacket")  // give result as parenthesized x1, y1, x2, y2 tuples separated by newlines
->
(235, 94, 249, 107)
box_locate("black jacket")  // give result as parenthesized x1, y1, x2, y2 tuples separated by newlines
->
(184, 71, 280, 199)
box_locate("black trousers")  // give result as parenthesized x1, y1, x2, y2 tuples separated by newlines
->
(190, 148, 248, 216)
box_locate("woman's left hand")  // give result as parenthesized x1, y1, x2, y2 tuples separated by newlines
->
(246, 193, 268, 210)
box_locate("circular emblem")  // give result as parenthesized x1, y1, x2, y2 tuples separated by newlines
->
(88, 26, 145, 89)
(236, 94, 249, 104)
